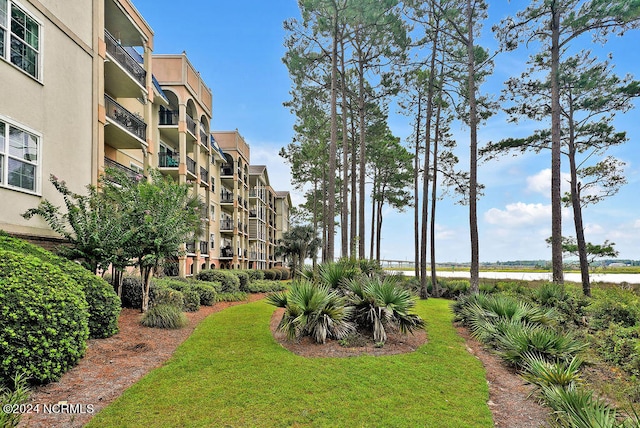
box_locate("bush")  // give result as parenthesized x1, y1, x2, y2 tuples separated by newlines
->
(587, 290, 640, 330)
(232, 271, 250, 292)
(188, 281, 218, 306)
(140, 304, 188, 329)
(196, 270, 240, 293)
(440, 279, 470, 298)
(216, 292, 248, 302)
(244, 269, 264, 282)
(276, 267, 291, 280)
(0, 233, 120, 339)
(246, 279, 288, 293)
(121, 277, 185, 310)
(154, 279, 200, 312)
(0, 250, 89, 384)
(592, 325, 640, 376)
(263, 269, 277, 280)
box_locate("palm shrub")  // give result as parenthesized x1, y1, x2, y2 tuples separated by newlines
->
(521, 354, 583, 388)
(267, 280, 354, 344)
(347, 276, 425, 344)
(495, 322, 586, 367)
(140, 304, 188, 329)
(319, 261, 359, 289)
(539, 384, 627, 428)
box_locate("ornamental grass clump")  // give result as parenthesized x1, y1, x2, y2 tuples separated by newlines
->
(0, 373, 30, 428)
(140, 304, 188, 329)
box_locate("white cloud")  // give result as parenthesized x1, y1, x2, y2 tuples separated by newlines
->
(526, 169, 571, 197)
(485, 202, 551, 227)
(634, 219, 640, 229)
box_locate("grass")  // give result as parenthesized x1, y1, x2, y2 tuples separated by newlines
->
(87, 299, 493, 427)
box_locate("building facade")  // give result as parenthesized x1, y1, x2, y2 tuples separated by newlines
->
(0, 0, 290, 275)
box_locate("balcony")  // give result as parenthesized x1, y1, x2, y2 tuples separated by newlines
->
(220, 246, 234, 258)
(199, 241, 208, 254)
(186, 241, 196, 254)
(199, 167, 209, 187)
(250, 251, 258, 260)
(186, 156, 196, 176)
(186, 114, 197, 137)
(221, 165, 233, 177)
(159, 108, 179, 126)
(104, 30, 146, 98)
(220, 190, 234, 204)
(249, 209, 257, 218)
(158, 152, 179, 168)
(105, 94, 146, 146)
(104, 157, 144, 181)
(220, 219, 234, 231)
(199, 129, 209, 150)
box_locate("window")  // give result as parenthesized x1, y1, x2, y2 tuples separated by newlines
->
(0, 0, 41, 79)
(0, 118, 40, 193)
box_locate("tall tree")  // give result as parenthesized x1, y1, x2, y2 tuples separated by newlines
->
(495, 0, 640, 285)
(484, 52, 637, 296)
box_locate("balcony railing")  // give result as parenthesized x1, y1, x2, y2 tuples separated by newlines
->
(250, 251, 258, 260)
(249, 210, 257, 218)
(158, 152, 179, 168)
(186, 241, 196, 253)
(199, 129, 208, 147)
(104, 157, 144, 181)
(199, 241, 208, 254)
(221, 165, 233, 176)
(105, 94, 146, 141)
(220, 219, 234, 231)
(186, 156, 196, 175)
(104, 30, 146, 87)
(220, 246, 234, 258)
(186, 114, 197, 136)
(200, 167, 209, 185)
(159, 108, 179, 126)
(220, 190, 234, 203)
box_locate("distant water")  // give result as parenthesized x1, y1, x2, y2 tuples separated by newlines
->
(398, 270, 640, 284)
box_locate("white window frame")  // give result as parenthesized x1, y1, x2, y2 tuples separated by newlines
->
(0, 115, 41, 195)
(0, 0, 43, 81)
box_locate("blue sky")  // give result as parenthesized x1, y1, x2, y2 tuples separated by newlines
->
(133, 1, 640, 263)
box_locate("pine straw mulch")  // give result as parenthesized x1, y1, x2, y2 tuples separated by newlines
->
(19, 295, 549, 428)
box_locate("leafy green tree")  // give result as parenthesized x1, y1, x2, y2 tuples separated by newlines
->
(546, 236, 619, 266)
(103, 169, 204, 312)
(495, 0, 640, 285)
(22, 174, 127, 274)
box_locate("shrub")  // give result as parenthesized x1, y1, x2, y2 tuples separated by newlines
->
(216, 292, 248, 302)
(196, 270, 240, 293)
(0, 250, 89, 384)
(121, 277, 185, 310)
(319, 262, 359, 289)
(154, 279, 200, 312)
(244, 270, 264, 282)
(263, 269, 277, 280)
(540, 384, 623, 428)
(232, 271, 250, 292)
(521, 354, 583, 388)
(276, 267, 291, 280)
(246, 279, 288, 293)
(0, 373, 30, 428)
(440, 279, 470, 298)
(592, 325, 640, 376)
(267, 280, 354, 344)
(140, 304, 188, 329)
(587, 290, 640, 330)
(0, 233, 120, 339)
(188, 281, 218, 306)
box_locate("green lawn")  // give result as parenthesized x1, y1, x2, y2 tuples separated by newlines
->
(87, 299, 493, 427)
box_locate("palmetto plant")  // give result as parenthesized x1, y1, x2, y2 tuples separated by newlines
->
(267, 280, 354, 344)
(347, 276, 425, 344)
(521, 353, 583, 388)
(318, 261, 360, 289)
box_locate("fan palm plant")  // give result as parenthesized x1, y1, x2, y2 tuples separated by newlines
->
(347, 276, 425, 344)
(267, 280, 354, 343)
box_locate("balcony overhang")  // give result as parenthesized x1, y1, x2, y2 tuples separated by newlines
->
(104, 57, 147, 99)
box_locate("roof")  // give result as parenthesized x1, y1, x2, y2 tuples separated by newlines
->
(248, 165, 267, 175)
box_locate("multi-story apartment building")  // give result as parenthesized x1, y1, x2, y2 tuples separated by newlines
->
(0, 0, 290, 275)
(0, 0, 96, 247)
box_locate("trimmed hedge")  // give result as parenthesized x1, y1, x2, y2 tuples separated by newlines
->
(246, 279, 288, 293)
(0, 250, 89, 384)
(0, 233, 120, 338)
(154, 279, 200, 312)
(232, 271, 250, 292)
(196, 270, 240, 293)
(243, 269, 264, 282)
(188, 281, 218, 306)
(121, 277, 185, 310)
